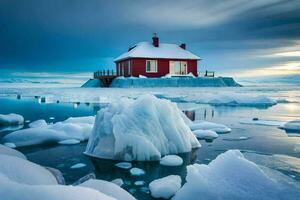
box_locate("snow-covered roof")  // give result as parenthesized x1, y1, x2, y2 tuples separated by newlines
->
(114, 42, 201, 62)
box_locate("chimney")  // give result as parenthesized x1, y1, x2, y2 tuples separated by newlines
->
(180, 43, 186, 49)
(152, 33, 159, 47)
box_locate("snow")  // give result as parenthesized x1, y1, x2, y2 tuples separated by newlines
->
(139, 75, 147, 78)
(0, 113, 24, 126)
(29, 119, 48, 128)
(173, 150, 300, 200)
(85, 95, 200, 161)
(149, 175, 181, 199)
(160, 155, 183, 166)
(192, 129, 218, 140)
(115, 162, 132, 169)
(130, 168, 145, 176)
(111, 178, 124, 187)
(114, 42, 200, 62)
(0, 174, 115, 200)
(0, 144, 26, 159)
(0, 154, 58, 185)
(70, 163, 86, 169)
(79, 179, 136, 200)
(189, 121, 231, 133)
(2, 116, 94, 147)
(281, 120, 300, 132)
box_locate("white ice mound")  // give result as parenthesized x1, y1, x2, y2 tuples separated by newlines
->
(0, 154, 58, 185)
(173, 150, 300, 200)
(193, 129, 218, 140)
(0, 113, 24, 126)
(189, 120, 231, 133)
(281, 120, 300, 132)
(85, 95, 200, 161)
(79, 179, 136, 200)
(149, 175, 181, 199)
(0, 144, 26, 159)
(2, 116, 95, 147)
(160, 155, 183, 166)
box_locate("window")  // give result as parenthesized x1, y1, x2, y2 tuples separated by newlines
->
(146, 60, 158, 73)
(169, 61, 187, 75)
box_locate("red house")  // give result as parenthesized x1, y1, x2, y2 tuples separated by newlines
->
(114, 35, 201, 77)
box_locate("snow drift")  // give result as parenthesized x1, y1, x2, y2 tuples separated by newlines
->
(173, 150, 300, 200)
(85, 95, 200, 161)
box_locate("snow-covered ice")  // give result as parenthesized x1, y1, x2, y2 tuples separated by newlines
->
(115, 162, 132, 169)
(29, 119, 48, 128)
(0, 144, 26, 159)
(160, 155, 183, 166)
(189, 120, 231, 133)
(149, 175, 181, 199)
(0, 113, 24, 126)
(281, 120, 300, 132)
(85, 95, 200, 161)
(192, 129, 218, 140)
(0, 154, 58, 185)
(79, 179, 136, 200)
(2, 116, 95, 147)
(130, 168, 145, 176)
(70, 163, 87, 169)
(173, 150, 300, 200)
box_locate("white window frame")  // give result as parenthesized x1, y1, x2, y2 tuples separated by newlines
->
(146, 60, 158, 73)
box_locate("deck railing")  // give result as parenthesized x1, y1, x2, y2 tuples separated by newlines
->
(94, 70, 117, 78)
(198, 70, 215, 77)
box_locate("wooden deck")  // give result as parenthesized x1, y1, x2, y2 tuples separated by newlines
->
(93, 70, 117, 87)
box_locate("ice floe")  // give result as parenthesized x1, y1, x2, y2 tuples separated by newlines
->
(0, 144, 26, 159)
(2, 116, 95, 147)
(29, 119, 48, 128)
(115, 162, 132, 169)
(134, 181, 145, 186)
(79, 179, 136, 200)
(160, 155, 183, 166)
(173, 150, 300, 200)
(281, 120, 300, 132)
(130, 168, 145, 176)
(0, 113, 24, 126)
(70, 163, 86, 169)
(85, 95, 200, 161)
(189, 120, 231, 134)
(192, 129, 218, 140)
(149, 175, 181, 199)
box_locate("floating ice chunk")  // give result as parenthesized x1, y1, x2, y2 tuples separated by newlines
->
(0, 154, 57, 185)
(193, 130, 218, 140)
(223, 136, 250, 141)
(0, 174, 115, 200)
(130, 168, 145, 176)
(0, 144, 26, 159)
(79, 179, 136, 200)
(85, 95, 200, 161)
(173, 150, 300, 200)
(189, 121, 231, 133)
(149, 175, 181, 199)
(58, 139, 81, 145)
(281, 120, 300, 132)
(115, 162, 132, 169)
(70, 163, 86, 169)
(29, 119, 48, 128)
(2, 116, 94, 147)
(240, 119, 285, 126)
(0, 113, 24, 126)
(134, 181, 145, 186)
(160, 155, 183, 166)
(111, 178, 124, 187)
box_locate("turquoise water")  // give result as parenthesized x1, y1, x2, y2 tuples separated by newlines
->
(0, 84, 299, 199)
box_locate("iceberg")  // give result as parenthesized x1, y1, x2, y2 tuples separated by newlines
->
(85, 95, 200, 161)
(173, 150, 300, 200)
(2, 116, 95, 147)
(0, 113, 24, 126)
(149, 175, 181, 199)
(192, 129, 218, 140)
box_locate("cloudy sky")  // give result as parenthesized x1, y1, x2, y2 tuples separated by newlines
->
(0, 0, 299, 78)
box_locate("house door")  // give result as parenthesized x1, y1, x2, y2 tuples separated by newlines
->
(169, 61, 187, 75)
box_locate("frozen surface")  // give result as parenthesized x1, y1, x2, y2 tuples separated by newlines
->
(2, 116, 94, 147)
(149, 175, 181, 199)
(160, 155, 183, 166)
(173, 150, 300, 200)
(192, 129, 218, 140)
(85, 95, 200, 161)
(189, 120, 231, 134)
(0, 113, 24, 126)
(79, 179, 136, 200)
(0, 144, 26, 159)
(0, 154, 58, 185)
(29, 119, 48, 128)
(130, 168, 145, 176)
(281, 120, 300, 132)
